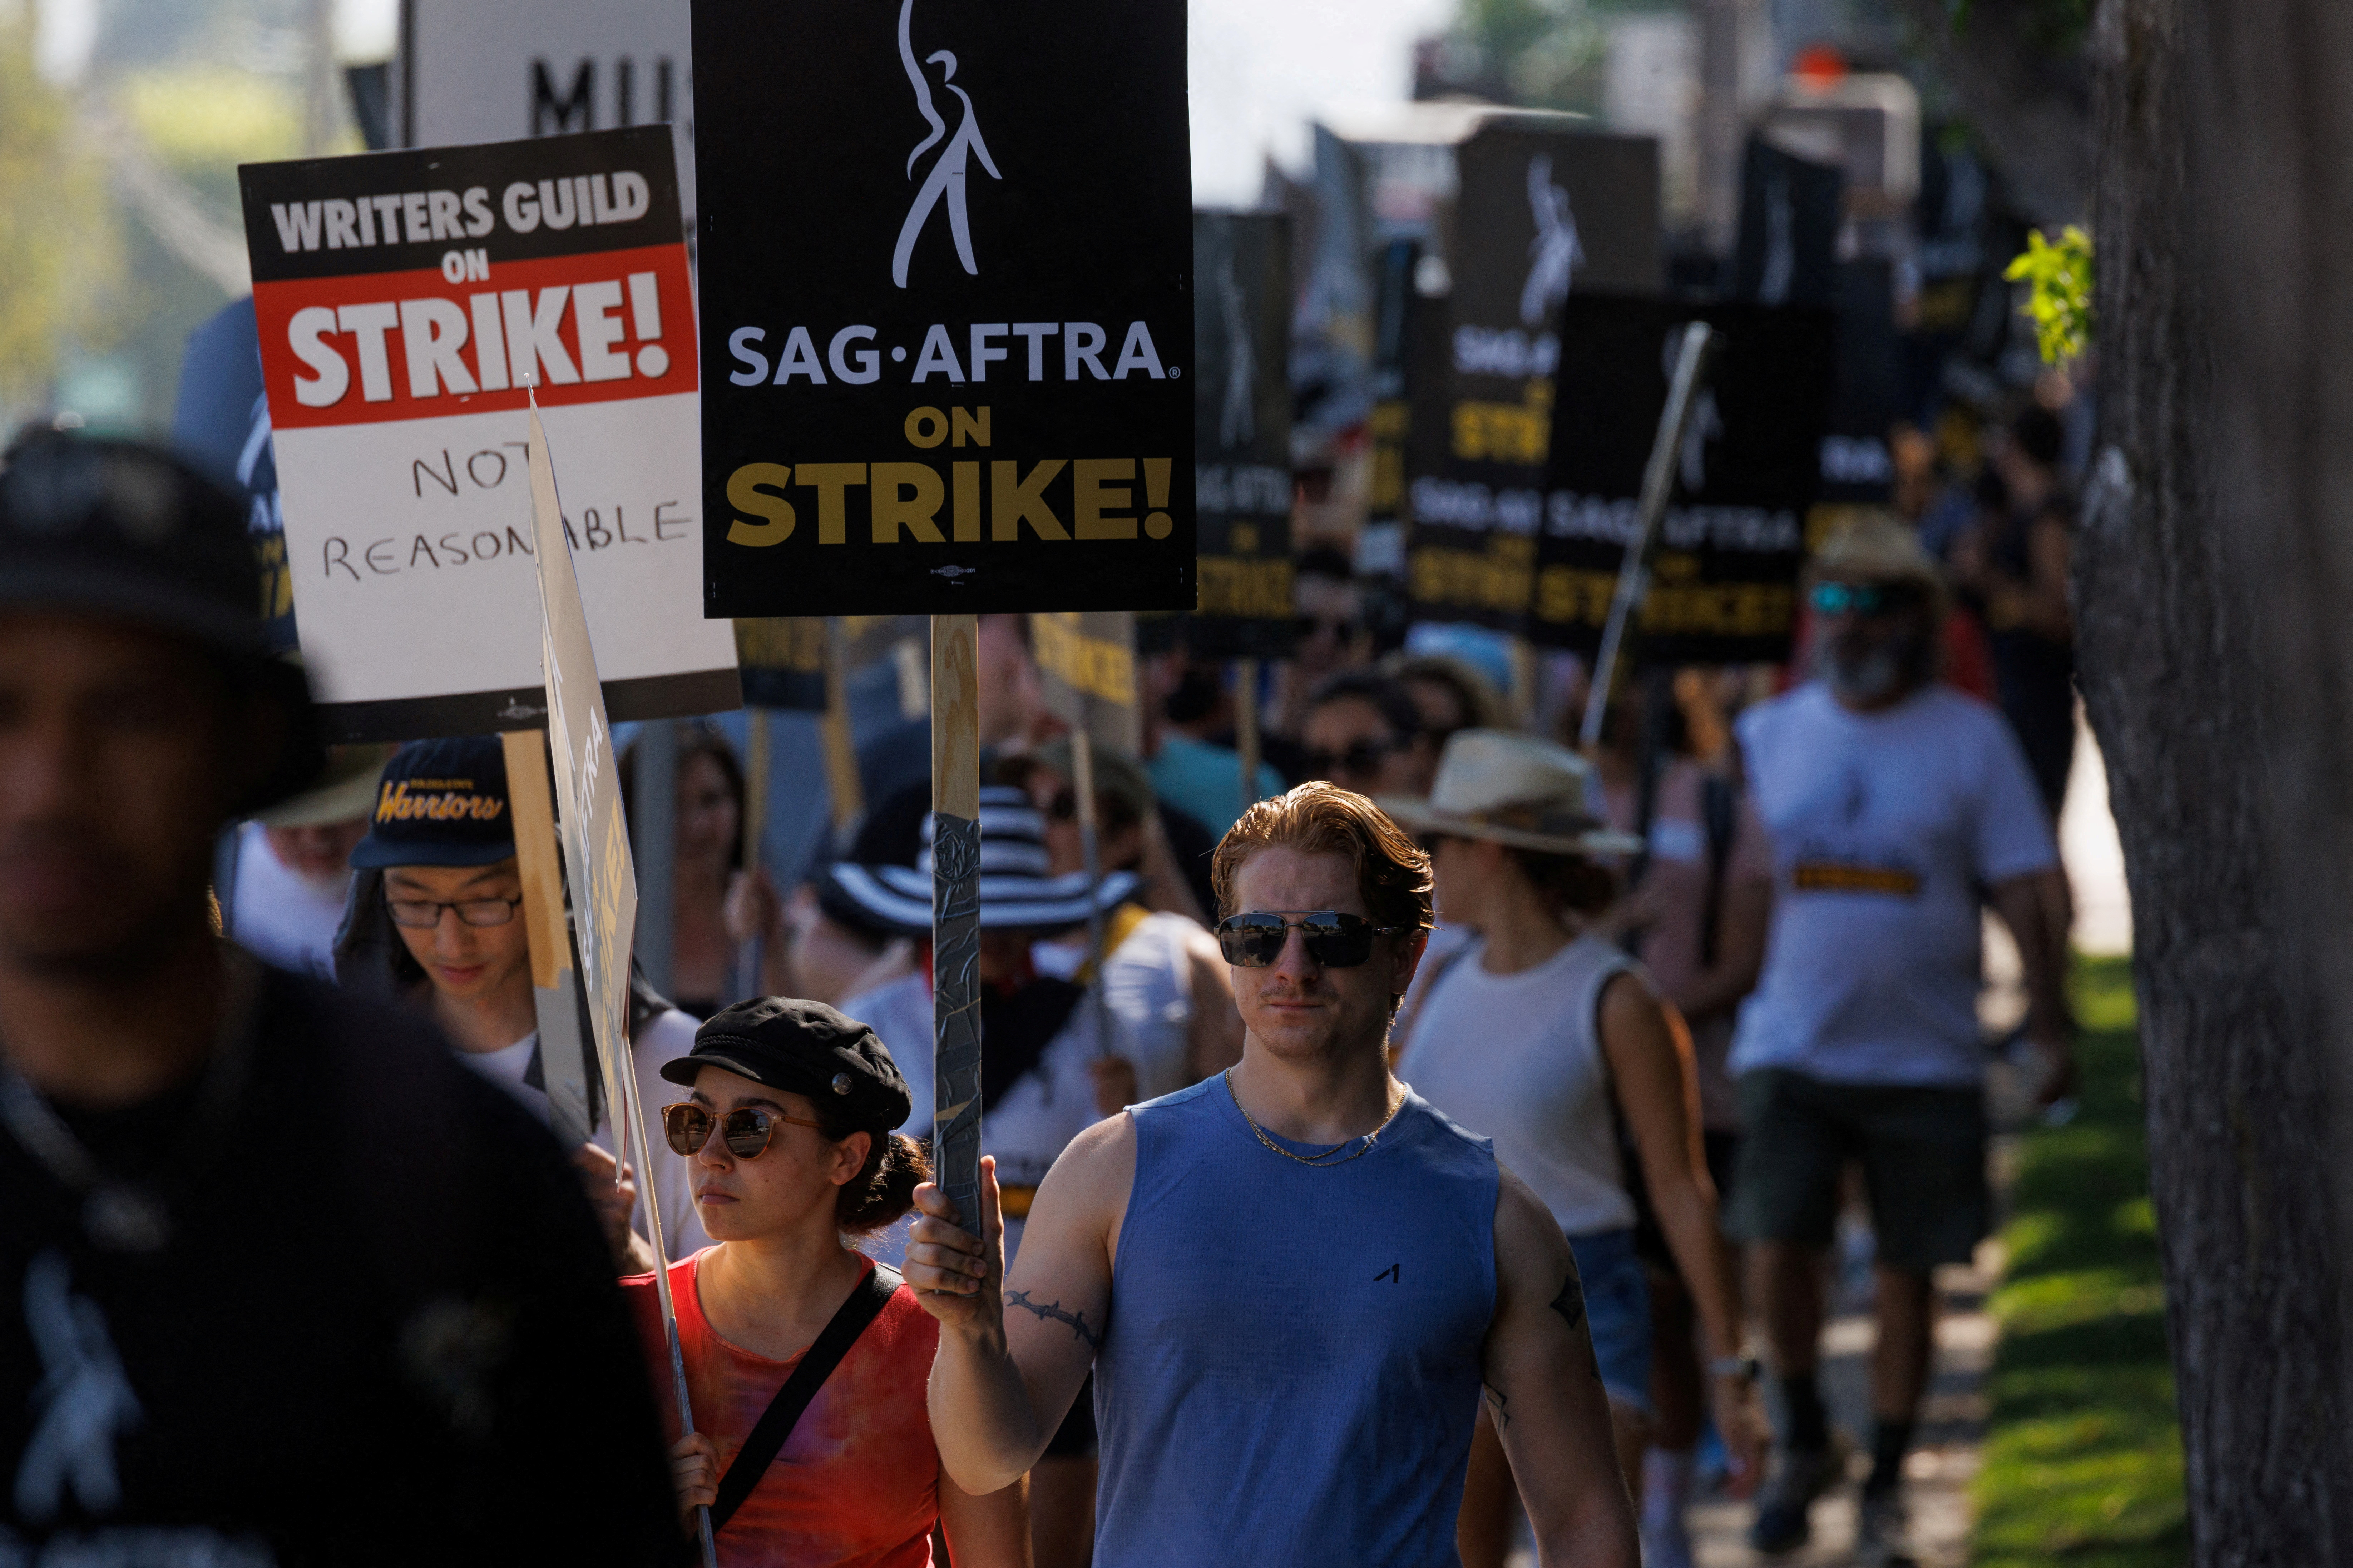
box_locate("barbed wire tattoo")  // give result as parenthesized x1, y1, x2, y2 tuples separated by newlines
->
(1007, 1290, 1101, 1349)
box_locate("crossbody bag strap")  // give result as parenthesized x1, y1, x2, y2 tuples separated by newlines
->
(708, 1262, 903, 1533)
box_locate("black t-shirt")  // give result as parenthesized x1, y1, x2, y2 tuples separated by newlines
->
(0, 964, 685, 1566)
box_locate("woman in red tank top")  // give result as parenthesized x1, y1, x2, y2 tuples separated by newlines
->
(626, 997, 1028, 1568)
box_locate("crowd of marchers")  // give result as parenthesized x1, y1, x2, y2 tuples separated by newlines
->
(3, 423, 2071, 1568)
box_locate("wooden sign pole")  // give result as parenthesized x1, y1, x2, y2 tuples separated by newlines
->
(930, 614, 984, 1230)
(822, 617, 865, 835)
(1234, 657, 1263, 819)
(735, 706, 771, 1000)
(501, 729, 596, 1150)
(1069, 726, 1118, 1060)
(633, 721, 679, 998)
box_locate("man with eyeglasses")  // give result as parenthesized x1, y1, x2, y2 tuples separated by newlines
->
(906, 780, 1640, 1568)
(339, 735, 707, 1270)
(1731, 515, 2072, 1564)
(0, 435, 679, 1563)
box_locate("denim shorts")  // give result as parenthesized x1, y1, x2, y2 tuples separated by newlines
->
(1565, 1225, 1652, 1418)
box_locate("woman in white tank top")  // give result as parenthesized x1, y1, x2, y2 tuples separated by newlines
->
(1387, 730, 1764, 1565)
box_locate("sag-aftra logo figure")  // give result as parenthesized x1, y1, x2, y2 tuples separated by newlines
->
(893, 0, 1002, 289)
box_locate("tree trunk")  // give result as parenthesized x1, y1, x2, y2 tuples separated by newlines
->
(2077, 0, 2353, 1560)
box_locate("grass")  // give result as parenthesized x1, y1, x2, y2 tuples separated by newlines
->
(1972, 955, 2189, 1566)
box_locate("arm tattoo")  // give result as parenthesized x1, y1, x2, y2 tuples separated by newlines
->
(1549, 1267, 1587, 1335)
(1006, 1289, 1102, 1349)
(1483, 1382, 1511, 1430)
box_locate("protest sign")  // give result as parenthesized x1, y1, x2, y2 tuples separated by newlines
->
(402, 0, 695, 225)
(1406, 123, 1661, 632)
(526, 398, 713, 1567)
(732, 619, 829, 711)
(1033, 612, 1141, 757)
(1532, 296, 1837, 665)
(1190, 212, 1295, 661)
(499, 728, 598, 1151)
(1732, 137, 1842, 308)
(1366, 238, 1422, 540)
(172, 298, 297, 653)
(693, 0, 1195, 618)
(239, 125, 739, 741)
(1819, 259, 1900, 505)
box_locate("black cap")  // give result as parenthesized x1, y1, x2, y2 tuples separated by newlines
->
(661, 997, 913, 1132)
(0, 433, 322, 810)
(349, 736, 516, 869)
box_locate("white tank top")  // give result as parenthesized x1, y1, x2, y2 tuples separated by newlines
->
(1394, 932, 1638, 1235)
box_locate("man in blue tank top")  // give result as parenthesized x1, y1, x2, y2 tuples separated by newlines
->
(908, 783, 1639, 1566)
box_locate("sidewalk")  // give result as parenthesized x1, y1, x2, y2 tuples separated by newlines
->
(1685, 1239, 2000, 1567)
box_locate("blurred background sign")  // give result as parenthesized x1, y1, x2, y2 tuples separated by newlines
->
(401, 0, 695, 228)
(1190, 210, 1297, 662)
(1405, 120, 1662, 634)
(1532, 295, 1836, 664)
(1032, 611, 1142, 758)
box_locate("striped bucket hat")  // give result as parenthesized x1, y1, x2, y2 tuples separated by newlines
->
(817, 785, 1139, 938)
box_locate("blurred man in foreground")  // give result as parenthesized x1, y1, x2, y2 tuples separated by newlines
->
(0, 436, 679, 1564)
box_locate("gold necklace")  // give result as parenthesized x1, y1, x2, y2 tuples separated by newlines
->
(1223, 1069, 1406, 1168)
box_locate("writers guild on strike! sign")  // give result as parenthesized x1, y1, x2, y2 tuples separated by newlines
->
(693, 0, 1195, 617)
(238, 125, 736, 740)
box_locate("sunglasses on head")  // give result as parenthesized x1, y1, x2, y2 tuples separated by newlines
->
(1304, 736, 1404, 781)
(1810, 580, 1919, 618)
(661, 1102, 823, 1160)
(1215, 910, 1410, 968)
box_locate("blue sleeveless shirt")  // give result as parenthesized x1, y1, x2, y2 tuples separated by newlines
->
(1092, 1077, 1499, 1567)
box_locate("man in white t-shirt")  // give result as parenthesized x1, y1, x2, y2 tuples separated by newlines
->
(335, 736, 707, 1270)
(1731, 517, 2072, 1564)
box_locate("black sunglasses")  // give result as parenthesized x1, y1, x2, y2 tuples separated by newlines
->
(1215, 911, 1410, 968)
(1295, 613, 1362, 642)
(1304, 736, 1405, 781)
(661, 1102, 822, 1159)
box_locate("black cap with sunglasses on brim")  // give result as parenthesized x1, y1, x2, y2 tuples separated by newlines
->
(660, 996, 913, 1133)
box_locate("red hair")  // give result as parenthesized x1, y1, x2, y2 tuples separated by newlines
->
(1211, 782, 1434, 932)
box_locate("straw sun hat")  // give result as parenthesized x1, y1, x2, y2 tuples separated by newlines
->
(1380, 730, 1644, 858)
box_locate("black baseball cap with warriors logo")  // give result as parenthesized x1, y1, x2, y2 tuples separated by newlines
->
(349, 736, 516, 869)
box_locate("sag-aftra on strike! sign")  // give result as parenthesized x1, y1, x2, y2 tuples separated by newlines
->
(239, 125, 738, 740)
(693, 0, 1195, 617)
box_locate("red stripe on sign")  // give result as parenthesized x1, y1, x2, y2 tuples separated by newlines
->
(254, 242, 698, 430)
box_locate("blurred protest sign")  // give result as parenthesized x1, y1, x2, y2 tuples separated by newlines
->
(524, 398, 713, 1565)
(1033, 612, 1141, 757)
(1818, 259, 1900, 506)
(238, 126, 738, 740)
(732, 618, 828, 711)
(403, 0, 695, 227)
(500, 728, 597, 1150)
(1533, 296, 1836, 665)
(1407, 123, 1660, 632)
(1732, 138, 1842, 308)
(694, 0, 1195, 619)
(1363, 238, 1422, 551)
(1190, 211, 1295, 662)
(173, 298, 297, 652)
